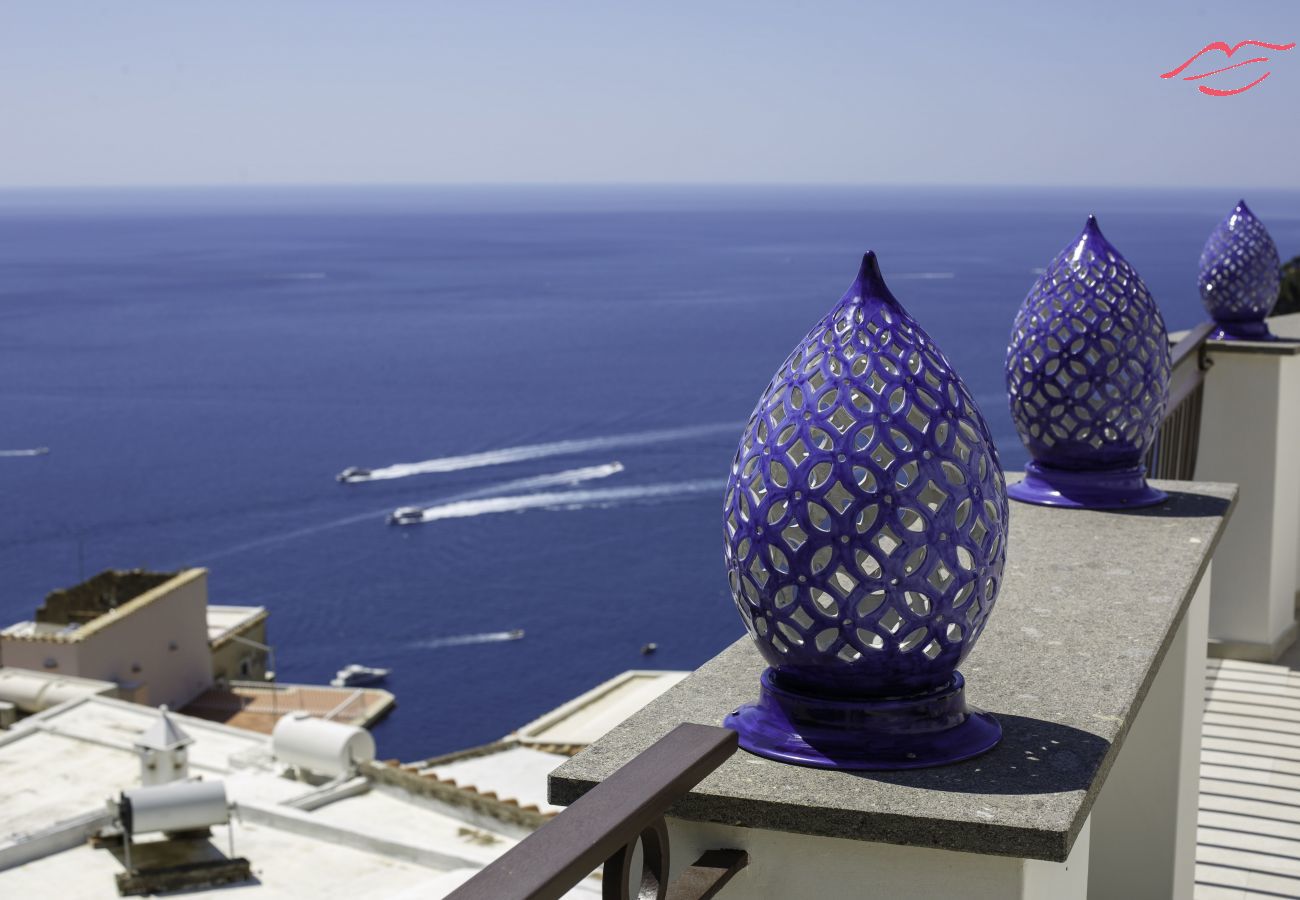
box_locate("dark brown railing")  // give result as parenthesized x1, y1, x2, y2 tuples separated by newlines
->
(446, 723, 746, 900)
(1145, 321, 1216, 480)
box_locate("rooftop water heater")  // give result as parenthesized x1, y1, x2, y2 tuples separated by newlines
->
(107, 780, 251, 896)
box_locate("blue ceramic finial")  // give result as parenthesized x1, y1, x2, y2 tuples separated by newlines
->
(722, 252, 1008, 770)
(1005, 216, 1171, 509)
(1199, 199, 1282, 341)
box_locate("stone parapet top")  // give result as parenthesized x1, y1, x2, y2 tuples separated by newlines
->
(1168, 326, 1300, 356)
(551, 481, 1236, 862)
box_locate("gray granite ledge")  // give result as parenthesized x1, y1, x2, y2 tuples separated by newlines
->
(551, 480, 1237, 862)
(1204, 338, 1300, 356)
(1169, 327, 1300, 356)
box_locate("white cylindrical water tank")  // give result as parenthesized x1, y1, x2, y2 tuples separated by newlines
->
(0, 672, 46, 711)
(272, 712, 376, 778)
(0, 670, 116, 712)
(121, 780, 229, 835)
(39, 678, 105, 709)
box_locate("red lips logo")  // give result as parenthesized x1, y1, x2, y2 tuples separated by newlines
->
(1160, 39, 1295, 96)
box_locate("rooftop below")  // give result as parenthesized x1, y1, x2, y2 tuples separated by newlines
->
(181, 681, 395, 733)
(206, 604, 268, 646)
(511, 669, 687, 752)
(1, 568, 205, 645)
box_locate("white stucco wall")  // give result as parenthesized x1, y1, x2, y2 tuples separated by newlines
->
(0, 570, 213, 709)
(1198, 349, 1300, 657)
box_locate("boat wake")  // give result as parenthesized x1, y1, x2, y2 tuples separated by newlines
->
(411, 630, 525, 649)
(474, 461, 624, 493)
(203, 462, 628, 560)
(0, 448, 50, 457)
(400, 478, 721, 525)
(339, 423, 735, 483)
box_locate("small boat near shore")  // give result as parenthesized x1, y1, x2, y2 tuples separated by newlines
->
(337, 466, 372, 483)
(331, 664, 391, 688)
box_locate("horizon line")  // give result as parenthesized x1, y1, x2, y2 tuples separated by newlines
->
(2, 180, 1299, 193)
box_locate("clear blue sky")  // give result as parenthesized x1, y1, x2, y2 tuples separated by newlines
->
(2, 1, 1297, 188)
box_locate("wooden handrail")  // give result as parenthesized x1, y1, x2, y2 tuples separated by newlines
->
(446, 723, 740, 900)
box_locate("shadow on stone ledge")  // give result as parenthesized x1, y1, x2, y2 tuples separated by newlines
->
(1114, 489, 1233, 520)
(856, 713, 1109, 796)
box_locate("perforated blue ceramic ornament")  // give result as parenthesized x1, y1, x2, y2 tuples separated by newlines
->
(1005, 217, 1171, 509)
(722, 252, 1008, 770)
(1199, 200, 1282, 341)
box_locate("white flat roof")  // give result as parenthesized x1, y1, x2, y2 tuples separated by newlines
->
(3, 822, 454, 900)
(512, 669, 688, 747)
(0, 726, 139, 841)
(0, 697, 269, 844)
(0, 694, 604, 897)
(0, 620, 76, 638)
(306, 785, 517, 864)
(419, 746, 569, 816)
(206, 605, 267, 644)
(18, 694, 268, 774)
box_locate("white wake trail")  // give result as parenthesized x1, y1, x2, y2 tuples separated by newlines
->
(408, 478, 721, 524)
(412, 631, 525, 649)
(340, 423, 735, 483)
(0, 448, 49, 457)
(470, 462, 624, 494)
(204, 462, 628, 560)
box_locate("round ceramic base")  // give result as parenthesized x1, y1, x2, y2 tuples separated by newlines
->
(1007, 461, 1166, 510)
(723, 669, 1000, 771)
(1210, 319, 1277, 341)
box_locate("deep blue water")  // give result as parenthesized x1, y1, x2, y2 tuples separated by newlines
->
(2, 185, 1298, 760)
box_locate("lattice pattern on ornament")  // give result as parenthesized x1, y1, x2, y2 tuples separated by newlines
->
(1006, 232, 1170, 463)
(723, 291, 1008, 689)
(1199, 205, 1281, 320)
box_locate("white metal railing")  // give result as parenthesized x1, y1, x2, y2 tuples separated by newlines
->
(322, 689, 365, 722)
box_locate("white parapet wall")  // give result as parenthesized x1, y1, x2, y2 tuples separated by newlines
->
(664, 816, 1092, 900)
(0, 569, 214, 709)
(1259, 312, 1300, 607)
(1086, 563, 1210, 899)
(0, 809, 111, 872)
(1195, 339, 1300, 660)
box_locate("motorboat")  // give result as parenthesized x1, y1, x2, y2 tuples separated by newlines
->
(330, 664, 390, 688)
(337, 466, 372, 483)
(388, 506, 424, 525)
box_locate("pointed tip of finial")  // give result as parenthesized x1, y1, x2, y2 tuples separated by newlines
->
(852, 251, 895, 304)
(857, 249, 880, 277)
(1065, 214, 1119, 263)
(1079, 214, 1108, 244)
(1235, 198, 1253, 216)
(1077, 214, 1105, 243)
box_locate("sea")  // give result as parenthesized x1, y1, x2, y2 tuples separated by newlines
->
(2, 185, 1298, 760)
